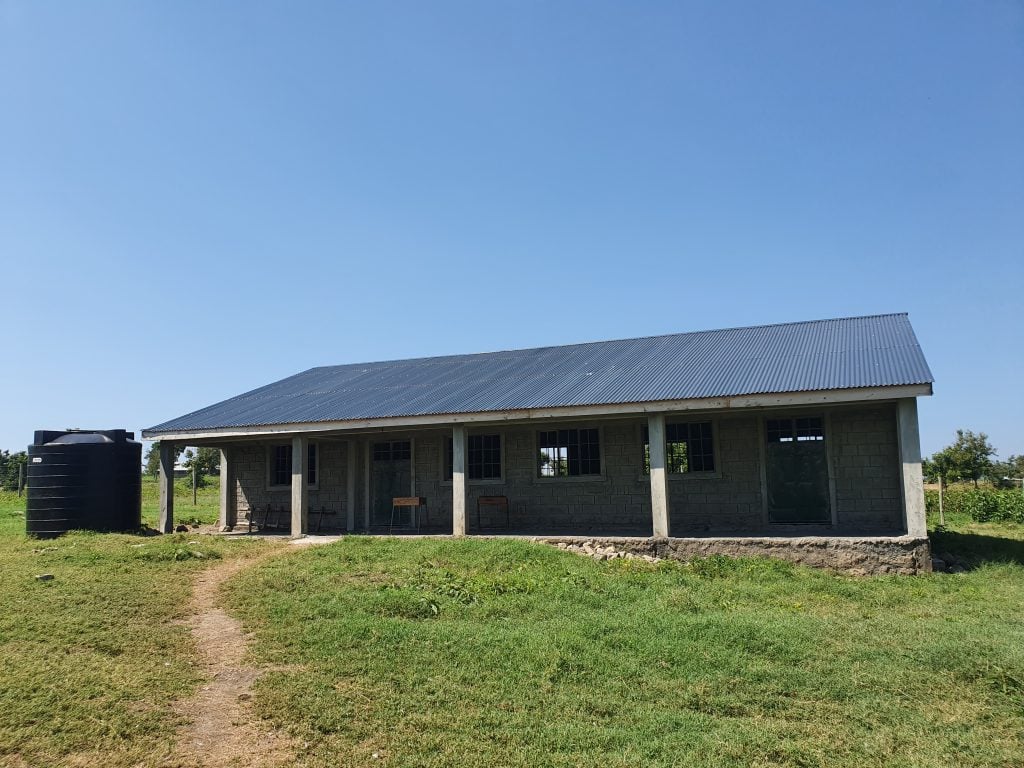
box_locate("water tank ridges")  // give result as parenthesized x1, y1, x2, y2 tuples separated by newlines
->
(26, 429, 142, 538)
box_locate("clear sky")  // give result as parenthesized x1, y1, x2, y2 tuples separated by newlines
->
(1, 1, 1021, 459)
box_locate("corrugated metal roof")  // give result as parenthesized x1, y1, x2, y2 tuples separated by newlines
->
(144, 313, 933, 435)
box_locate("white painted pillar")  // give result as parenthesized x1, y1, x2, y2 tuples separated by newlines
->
(218, 447, 236, 531)
(291, 435, 308, 538)
(158, 442, 175, 534)
(346, 440, 356, 532)
(452, 425, 467, 536)
(897, 398, 927, 538)
(647, 414, 670, 538)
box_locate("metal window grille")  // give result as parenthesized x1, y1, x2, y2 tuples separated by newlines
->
(374, 441, 411, 461)
(538, 429, 600, 477)
(272, 443, 317, 486)
(767, 417, 823, 443)
(273, 445, 290, 486)
(643, 421, 715, 474)
(446, 435, 502, 480)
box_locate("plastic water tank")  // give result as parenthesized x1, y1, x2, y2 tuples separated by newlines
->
(26, 429, 142, 538)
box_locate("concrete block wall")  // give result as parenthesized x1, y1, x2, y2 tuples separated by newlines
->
(226, 402, 908, 537)
(830, 404, 904, 533)
(496, 421, 651, 533)
(667, 415, 763, 533)
(233, 441, 350, 528)
(411, 433, 448, 530)
(409, 423, 651, 534)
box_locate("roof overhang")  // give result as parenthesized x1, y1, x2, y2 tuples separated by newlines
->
(142, 383, 932, 443)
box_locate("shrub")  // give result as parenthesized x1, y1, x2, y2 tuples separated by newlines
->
(926, 488, 1024, 524)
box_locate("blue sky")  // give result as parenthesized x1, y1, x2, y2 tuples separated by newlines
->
(1, 1, 1021, 458)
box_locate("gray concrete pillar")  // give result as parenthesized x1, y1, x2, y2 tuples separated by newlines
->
(363, 440, 371, 531)
(218, 447, 236, 531)
(897, 398, 927, 538)
(452, 425, 467, 536)
(647, 414, 670, 538)
(158, 442, 175, 534)
(291, 435, 308, 538)
(346, 440, 356, 532)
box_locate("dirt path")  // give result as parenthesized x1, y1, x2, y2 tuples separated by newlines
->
(167, 550, 297, 768)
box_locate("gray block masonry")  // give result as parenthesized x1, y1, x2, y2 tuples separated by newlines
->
(226, 403, 911, 540)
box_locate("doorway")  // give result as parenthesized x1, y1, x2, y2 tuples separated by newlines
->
(371, 440, 412, 527)
(765, 417, 831, 524)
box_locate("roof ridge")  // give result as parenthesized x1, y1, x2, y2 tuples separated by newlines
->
(309, 313, 912, 371)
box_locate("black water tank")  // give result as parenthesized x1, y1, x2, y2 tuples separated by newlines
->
(26, 429, 142, 538)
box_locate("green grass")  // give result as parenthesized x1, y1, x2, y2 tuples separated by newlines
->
(0, 475, 221, 535)
(141, 473, 222, 527)
(0, 488, 268, 767)
(1, 484, 1023, 767)
(225, 525, 1024, 768)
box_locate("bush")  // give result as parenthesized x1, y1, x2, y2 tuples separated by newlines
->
(926, 488, 1024, 524)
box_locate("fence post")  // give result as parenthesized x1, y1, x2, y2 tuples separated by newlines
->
(18, 464, 24, 497)
(192, 465, 197, 506)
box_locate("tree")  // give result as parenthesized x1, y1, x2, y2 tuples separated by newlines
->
(0, 450, 28, 491)
(923, 447, 957, 487)
(935, 429, 996, 488)
(989, 455, 1024, 488)
(182, 447, 219, 477)
(142, 441, 184, 477)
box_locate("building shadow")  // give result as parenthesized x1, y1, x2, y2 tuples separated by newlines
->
(929, 529, 1024, 571)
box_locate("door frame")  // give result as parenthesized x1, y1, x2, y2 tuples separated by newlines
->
(369, 437, 415, 526)
(758, 412, 838, 527)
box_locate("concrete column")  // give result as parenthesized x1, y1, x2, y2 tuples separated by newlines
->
(158, 442, 175, 534)
(346, 440, 356, 532)
(218, 447, 236, 531)
(897, 398, 927, 538)
(452, 425, 467, 536)
(363, 440, 371, 530)
(647, 414, 670, 538)
(291, 435, 308, 538)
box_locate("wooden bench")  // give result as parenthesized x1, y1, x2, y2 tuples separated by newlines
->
(248, 504, 288, 533)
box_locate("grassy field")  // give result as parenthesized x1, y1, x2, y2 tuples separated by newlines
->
(0, 488, 268, 768)
(1, 487, 1023, 767)
(141, 473, 222, 528)
(223, 514, 1024, 768)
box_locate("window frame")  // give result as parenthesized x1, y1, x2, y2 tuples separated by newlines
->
(266, 441, 319, 490)
(639, 418, 721, 480)
(441, 432, 505, 485)
(534, 425, 605, 481)
(372, 440, 412, 462)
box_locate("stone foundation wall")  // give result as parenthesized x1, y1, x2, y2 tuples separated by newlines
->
(535, 535, 932, 575)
